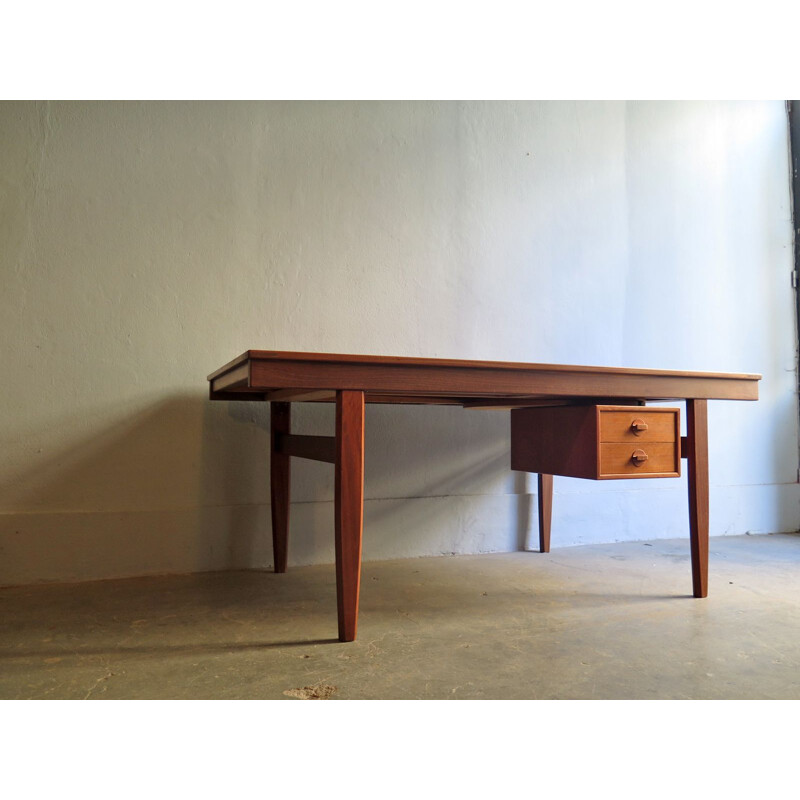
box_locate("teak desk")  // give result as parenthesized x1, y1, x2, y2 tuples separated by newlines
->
(208, 350, 760, 642)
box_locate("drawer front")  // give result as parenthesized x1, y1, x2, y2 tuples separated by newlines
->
(599, 442, 680, 478)
(598, 408, 678, 443)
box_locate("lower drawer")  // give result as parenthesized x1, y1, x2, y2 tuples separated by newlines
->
(599, 442, 680, 478)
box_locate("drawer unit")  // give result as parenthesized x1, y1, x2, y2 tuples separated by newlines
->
(510, 404, 681, 480)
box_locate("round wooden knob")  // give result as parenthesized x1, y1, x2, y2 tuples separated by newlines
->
(631, 449, 649, 466)
(631, 418, 648, 435)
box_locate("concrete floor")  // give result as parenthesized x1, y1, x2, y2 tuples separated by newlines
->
(1, 533, 798, 700)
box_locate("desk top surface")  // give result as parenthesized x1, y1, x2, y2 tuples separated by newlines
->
(208, 350, 760, 405)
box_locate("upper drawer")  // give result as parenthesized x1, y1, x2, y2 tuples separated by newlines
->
(598, 407, 679, 443)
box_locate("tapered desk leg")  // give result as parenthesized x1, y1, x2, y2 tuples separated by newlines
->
(270, 402, 291, 574)
(687, 399, 709, 598)
(538, 474, 553, 553)
(335, 390, 365, 642)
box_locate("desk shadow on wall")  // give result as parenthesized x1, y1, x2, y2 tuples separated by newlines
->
(207, 399, 531, 566)
(1, 394, 533, 586)
(361, 404, 532, 558)
(275, 401, 532, 562)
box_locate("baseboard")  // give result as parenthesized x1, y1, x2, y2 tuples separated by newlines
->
(1, 482, 797, 586)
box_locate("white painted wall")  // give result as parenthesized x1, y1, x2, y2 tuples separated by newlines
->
(1, 100, 797, 585)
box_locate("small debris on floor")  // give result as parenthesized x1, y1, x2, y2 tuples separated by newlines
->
(84, 670, 117, 700)
(283, 684, 337, 700)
